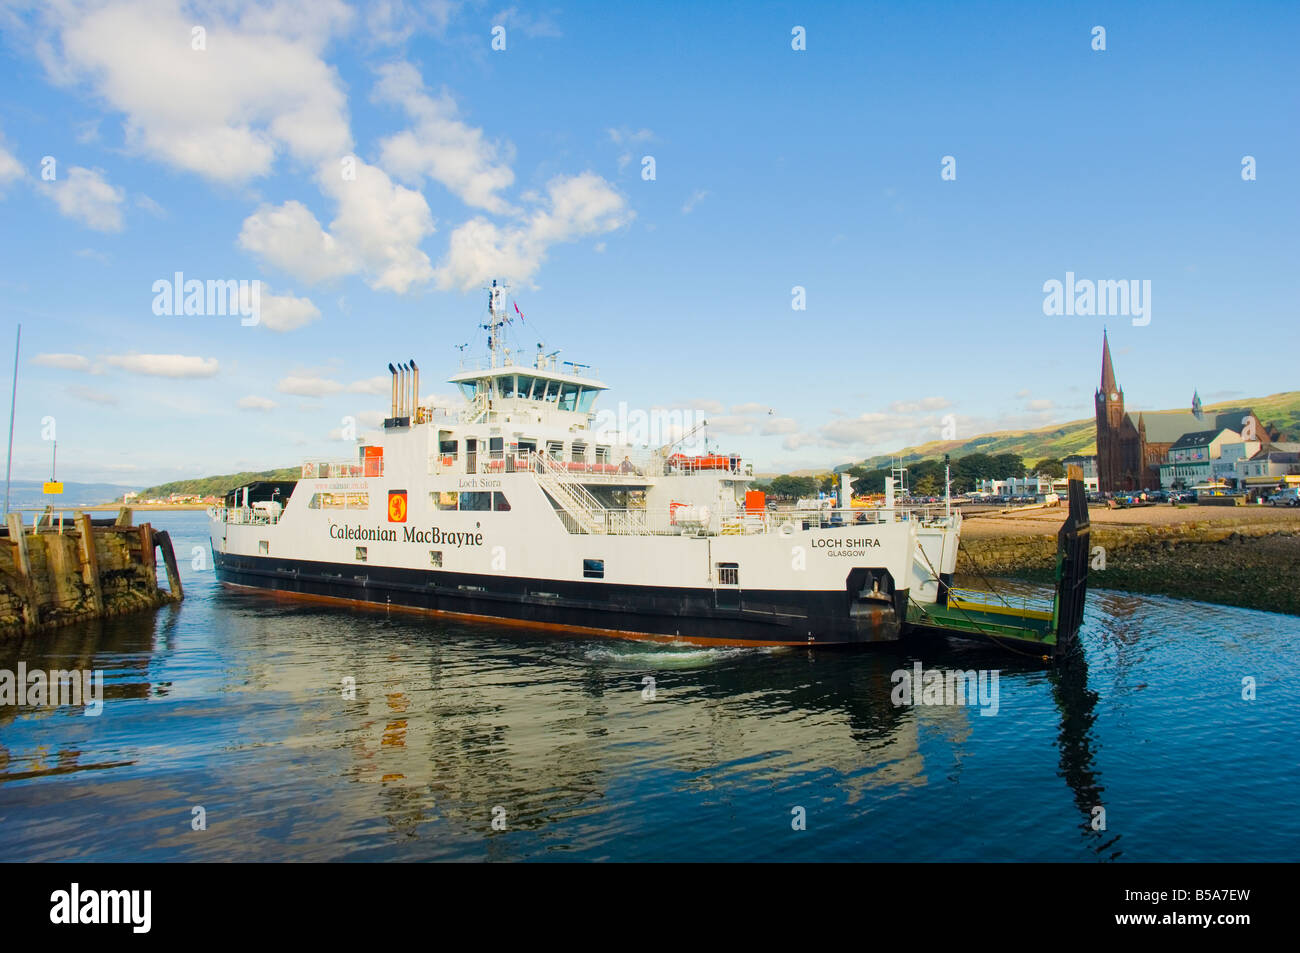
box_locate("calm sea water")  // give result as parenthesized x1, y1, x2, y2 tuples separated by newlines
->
(1, 511, 1296, 862)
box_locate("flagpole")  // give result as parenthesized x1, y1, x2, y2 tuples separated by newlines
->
(3, 323, 19, 519)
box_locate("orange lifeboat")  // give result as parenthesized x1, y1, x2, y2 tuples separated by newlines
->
(667, 453, 740, 472)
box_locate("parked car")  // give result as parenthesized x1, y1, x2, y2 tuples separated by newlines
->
(1267, 488, 1300, 507)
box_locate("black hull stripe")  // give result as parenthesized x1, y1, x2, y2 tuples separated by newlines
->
(213, 552, 903, 646)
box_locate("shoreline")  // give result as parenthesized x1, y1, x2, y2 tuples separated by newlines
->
(956, 504, 1300, 616)
(20, 503, 210, 512)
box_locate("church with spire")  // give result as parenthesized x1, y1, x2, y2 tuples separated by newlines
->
(1094, 331, 1145, 491)
(1094, 332, 1262, 491)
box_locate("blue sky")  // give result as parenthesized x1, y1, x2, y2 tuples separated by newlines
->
(0, 0, 1296, 486)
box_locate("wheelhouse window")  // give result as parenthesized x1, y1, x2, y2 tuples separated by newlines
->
(717, 562, 739, 586)
(583, 558, 605, 579)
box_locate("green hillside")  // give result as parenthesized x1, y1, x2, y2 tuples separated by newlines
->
(849, 391, 1300, 472)
(131, 468, 300, 500)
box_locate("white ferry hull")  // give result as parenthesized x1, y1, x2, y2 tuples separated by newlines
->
(212, 547, 904, 646)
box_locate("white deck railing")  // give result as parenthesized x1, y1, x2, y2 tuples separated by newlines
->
(207, 505, 283, 526)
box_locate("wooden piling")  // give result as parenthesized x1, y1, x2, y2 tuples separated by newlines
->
(139, 522, 156, 588)
(75, 511, 105, 615)
(6, 512, 37, 632)
(154, 529, 184, 602)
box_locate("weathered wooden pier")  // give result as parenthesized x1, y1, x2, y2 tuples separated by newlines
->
(0, 507, 183, 637)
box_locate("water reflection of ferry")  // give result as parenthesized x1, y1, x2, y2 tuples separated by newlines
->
(209, 282, 961, 647)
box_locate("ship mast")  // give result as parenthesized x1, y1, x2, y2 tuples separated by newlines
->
(484, 279, 510, 369)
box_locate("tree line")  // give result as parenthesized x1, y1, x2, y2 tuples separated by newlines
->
(760, 454, 1067, 500)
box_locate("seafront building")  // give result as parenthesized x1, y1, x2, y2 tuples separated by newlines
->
(1235, 444, 1300, 489)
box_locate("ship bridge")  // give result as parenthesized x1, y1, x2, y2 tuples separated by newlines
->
(448, 356, 607, 425)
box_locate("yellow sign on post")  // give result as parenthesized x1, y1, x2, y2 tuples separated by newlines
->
(43, 481, 63, 494)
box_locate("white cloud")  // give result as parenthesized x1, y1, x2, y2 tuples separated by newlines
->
(68, 385, 118, 405)
(277, 375, 343, 397)
(256, 288, 321, 332)
(888, 397, 951, 414)
(34, 0, 354, 184)
(781, 432, 823, 452)
(731, 402, 768, 415)
(677, 399, 724, 414)
(607, 127, 654, 146)
(783, 407, 952, 453)
(364, 0, 462, 45)
(681, 189, 709, 214)
(135, 193, 165, 217)
(43, 166, 125, 231)
(436, 171, 632, 290)
(706, 416, 757, 436)
(32, 353, 92, 371)
(374, 62, 516, 214)
(761, 417, 800, 436)
(102, 353, 219, 377)
(238, 395, 277, 411)
(0, 143, 22, 189)
(347, 375, 391, 395)
(238, 200, 356, 285)
(320, 158, 435, 292)
(492, 6, 562, 38)
(240, 159, 435, 293)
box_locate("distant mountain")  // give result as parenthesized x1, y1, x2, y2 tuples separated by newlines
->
(845, 391, 1300, 473)
(3, 479, 139, 508)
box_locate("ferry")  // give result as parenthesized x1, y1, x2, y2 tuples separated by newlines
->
(208, 282, 963, 647)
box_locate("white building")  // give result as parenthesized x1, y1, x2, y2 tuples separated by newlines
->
(1158, 428, 1240, 489)
(1237, 443, 1300, 490)
(975, 473, 1062, 497)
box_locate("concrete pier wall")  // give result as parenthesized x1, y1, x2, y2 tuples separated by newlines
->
(0, 508, 181, 637)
